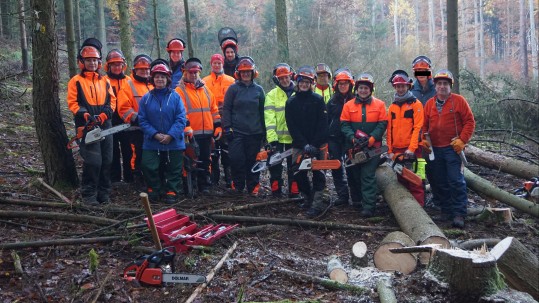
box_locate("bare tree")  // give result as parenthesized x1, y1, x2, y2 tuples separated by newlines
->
(73, 0, 81, 47)
(428, 0, 435, 50)
(18, 0, 28, 74)
(31, 0, 79, 187)
(393, 0, 399, 47)
(64, 0, 77, 77)
(473, 0, 479, 58)
(1, 0, 9, 39)
(183, 0, 194, 58)
(275, 0, 289, 61)
(530, 0, 538, 82)
(0, 2, 3, 38)
(95, 0, 106, 54)
(447, 0, 459, 93)
(520, 0, 529, 82)
(118, 0, 133, 71)
(152, 0, 161, 58)
(479, 0, 485, 78)
(414, 0, 419, 49)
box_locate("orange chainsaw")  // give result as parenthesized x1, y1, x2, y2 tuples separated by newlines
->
(386, 154, 423, 187)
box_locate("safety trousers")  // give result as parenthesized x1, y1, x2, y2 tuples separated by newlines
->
(228, 133, 263, 192)
(268, 143, 297, 195)
(141, 149, 184, 198)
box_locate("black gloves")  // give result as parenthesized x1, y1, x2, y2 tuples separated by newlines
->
(303, 144, 318, 156)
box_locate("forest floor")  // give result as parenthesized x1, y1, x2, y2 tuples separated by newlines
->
(0, 71, 538, 303)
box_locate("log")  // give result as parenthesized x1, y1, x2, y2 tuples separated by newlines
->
(0, 210, 119, 225)
(376, 277, 397, 303)
(374, 231, 417, 274)
(465, 145, 539, 180)
(376, 165, 449, 264)
(0, 236, 121, 249)
(464, 168, 539, 218)
(36, 177, 72, 205)
(490, 237, 539, 300)
(274, 267, 366, 294)
(350, 241, 368, 268)
(452, 238, 501, 250)
(475, 207, 513, 223)
(0, 197, 143, 214)
(327, 255, 348, 283)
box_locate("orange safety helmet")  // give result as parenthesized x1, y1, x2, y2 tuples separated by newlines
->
(221, 38, 238, 53)
(433, 69, 454, 87)
(234, 56, 258, 79)
(104, 49, 126, 72)
(133, 54, 152, 70)
(294, 66, 316, 83)
(166, 38, 186, 52)
(274, 63, 294, 78)
(412, 55, 432, 77)
(77, 38, 102, 70)
(332, 68, 354, 90)
(354, 73, 375, 92)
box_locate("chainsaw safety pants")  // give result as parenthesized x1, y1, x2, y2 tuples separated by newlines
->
(228, 133, 263, 193)
(194, 134, 212, 191)
(268, 143, 297, 195)
(292, 149, 326, 211)
(429, 146, 467, 219)
(393, 147, 425, 206)
(328, 138, 350, 202)
(141, 149, 184, 198)
(111, 130, 133, 182)
(79, 120, 113, 203)
(347, 155, 379, 212)
(211, 139, 231, 186)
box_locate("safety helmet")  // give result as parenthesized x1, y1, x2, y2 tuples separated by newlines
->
(332, 68, 354, 90)
(274, 63, 294, 78)
(184, 57, 203, 73)
(133, 54, 152, 69)
(221, 38, 238, 53)
(150, 59, 172, 77)
(210, 54, 224, 64)
(315, 63, 332, 78)
(354, 73, 375, 92)
(389, 70, 412, 87)
(166, 38, 186, 52)
(234, 56, 258, 79)
(104, 49, 126, 72)
(412, 55, 432, 70)
(295, 66, 316, 83)
(433, 69, 454, 86)
(80, 46, 101, 60)
(77, 38, 103, 70)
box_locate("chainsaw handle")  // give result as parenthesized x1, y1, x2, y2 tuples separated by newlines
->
(393, 153, 417, 168)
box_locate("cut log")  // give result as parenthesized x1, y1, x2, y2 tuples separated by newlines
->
(376, 165, 449, 264)
(327, 255, 348, 283)
(351, 241, 368, 268)
(376, 277, 397, 303)
(465, 145, 538, 180)
(275, 267, 366, 293)
(464, 168, 539, 218)
(490, 237, 539, 300)
(374, 231, 417, 274)
(452, 238, 501, 250)
(475, 207, 513, 223)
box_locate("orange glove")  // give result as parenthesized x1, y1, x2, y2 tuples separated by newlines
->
(368, 136, 375, 147)
(421, 140, 431, 154)
(96, 113, 108, 125)
(450, 138, 465, 153)
(184, 126, 193, 139)
(213, 127, 222, 141)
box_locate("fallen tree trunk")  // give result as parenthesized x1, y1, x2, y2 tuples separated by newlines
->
(0, 197, 143, 214)
(376, 165, 449, 264)
(208, 214, 398, 232)
(374, 231, 417, 274)
(465, 145, 538, 179)
(464, 168, 539, 218)
(451, 238, 501, 250)
(0, 210, 119, 225)
(274, 267, 366, 294)
(0, 236, 121, 249)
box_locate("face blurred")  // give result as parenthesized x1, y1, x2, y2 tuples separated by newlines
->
(316, 73, 330, 86)
(394, 84, 409, 96)
(356, 84, 371, 99)
(109, 62, 124, 75)
(169, 50, 183, 63)
(83, 58, 99, 71)
(135, 68, 150, 78)
(435, 80, 451, 99)
(337, 81, 350, 94)
(416, 75, 428, 85)
(153, 73, 167, 89)
(225, 48, 236, 61)
(278, 75, 291, 87)
(240, 70, 252, 82)
(298, 79, 312, 92)
(211, 60, 223, 73)
(184, 71, 199, 83)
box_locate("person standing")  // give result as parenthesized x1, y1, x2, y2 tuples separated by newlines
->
(285, 66, 329, 218)
(175, 58, 221, 194)
(421, 69, 475, 228)
(410, 55, 436, 105)
(221, 37, 240, 77)
(222, 57, 266, 196)
(166, 38, 186, 89)
(386, 71, 425, 206)
(67, 38, 116, 205)
(314, 63, 333, 104)
(340, 73, 388, 217)
(202, 54, 235, 188)
(138, 60, 187, 204)
(264, 63, 299, 198)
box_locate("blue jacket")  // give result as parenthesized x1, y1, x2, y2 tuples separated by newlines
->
(411, 79, 436, 105)
(139, 87, 187, 151)
(170, 60, 184, 89)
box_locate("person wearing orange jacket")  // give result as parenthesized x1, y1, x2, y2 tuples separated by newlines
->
(116, 54, 154, 181)
(175, 58, 221, 193)
(103, 49, 132, 184)
(421, 69, 475, 228)
(202, 54, 235, 188)
(386, 70, 425, 206)
(67, 38, 116, 205)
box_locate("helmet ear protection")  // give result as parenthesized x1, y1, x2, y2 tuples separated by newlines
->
(104, 49, 126, 72)
(294, 66, 316, 83)
(77, 38, 103, 71)
(234, 56, 258, 80)
(272, 63, 295, 86)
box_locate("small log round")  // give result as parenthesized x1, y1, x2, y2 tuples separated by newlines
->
(327, 255, 348, 284)
(351, 241, 368, 268)
(376, 277, 397, 303)
(374, 231, 417, 274)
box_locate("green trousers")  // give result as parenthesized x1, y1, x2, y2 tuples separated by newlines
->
(141, 149, 184, 197)
(348, 156, 379, 211)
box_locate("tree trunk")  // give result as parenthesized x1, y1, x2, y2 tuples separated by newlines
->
(520, 0, 529, 83)
(393, 0, 399, 47)
(490, 237, 539, 300)
(351, 241, 368, 268)
(439, 0, 445, 46)
(479, 0, 485, 78)
(94, 0, 106, 54)
(0, 1, 3, 38)
(413, 0, 419, 49)
(275, 0, 289, 62)
(374, 231, 417, 274)
(64, 0, 77, 77)
(183, 0, 194, 58)
(152, 0, 161, 58)
(31, 0, 79, 188)
(0, 210, 119, 225)
(73, 0, 81, 47)
(1, 0, 10, 39)
(428, 0, 435, 50)
(464, 168, 539, 218)
(118, 0, 132, 72)
(465, 145, 539, 179)
(447, 0, 459, 93)
(17, 0, 28, 74)
(0, 236, 121, 250)
(376, 165, 449, 264)
(327, 255, 348, 283)
(473, 0, 479, 57)
(530, 0, 538, 84)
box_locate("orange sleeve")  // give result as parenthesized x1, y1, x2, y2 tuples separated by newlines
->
(117, 88, 135, 123)
(386, 105, 393, 153)
(457, 96, 475, 143)
(67, 76, 82, 115)
(340, 102, 351, 122)
(209, 90, 221, 123)
(106, 80, 117, 112)
(408, 101, 424, 152)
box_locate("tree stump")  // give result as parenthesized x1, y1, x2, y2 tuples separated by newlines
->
(351, 241, 368, 268)
(327, 255, 348, 284)
(476, 207, 513, 223)
(374, 231, 417, 274)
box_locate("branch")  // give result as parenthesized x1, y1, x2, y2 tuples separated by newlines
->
(0, 236, 121, 250)
(471, 139, 539, 159)
(0, 210, 119, 226)
(274, 267, 366, 294)
(474, 129, 539, 145)
(0, 197, 143, 214)
(36, 178, 72, 205)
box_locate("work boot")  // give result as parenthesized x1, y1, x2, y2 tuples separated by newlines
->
(360, 209, 375, 218)
(452, 216, 465, 229)
(82, 196, 99, 206)
(299, 192, 312, 210)
(305, 207, 323, 219)
(288, 181, 300, 198)
(333, 196, 349, 207)
(97, 195, 110, 204)
(164, 192, 177, 204)
(224, 167, 232, 188)
(250, 183, 261, 197)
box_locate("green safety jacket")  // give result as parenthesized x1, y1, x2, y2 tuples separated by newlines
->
(264, 86, 293, 144)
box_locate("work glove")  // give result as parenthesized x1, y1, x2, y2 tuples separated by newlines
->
(421, 140, 431, 154)
(404, 149, 415, 158)
(368, 136, 376, 147)
(352, 136, 368, 146)
(224, 128, 234, 141)
(303, 144, 318, 156)
(83, 113, 96, 123)
(269, 141, 278, 152)
(213, 127, 222, 141)
(95, 113, 108, 125)
(184, 126, 193, 139)
(450, 138, 465, 154)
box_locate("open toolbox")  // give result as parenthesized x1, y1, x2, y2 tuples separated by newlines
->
(145, 209, 238, 252)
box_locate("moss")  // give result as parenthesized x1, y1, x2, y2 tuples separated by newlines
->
(443, 229, 467, 237)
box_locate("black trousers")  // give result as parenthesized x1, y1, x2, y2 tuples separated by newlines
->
(111, 130, 133, 182)
(268, 142, 295, 194)
(228, 133, 263, 192)
(328, 138, 349, 200)
(194, 135, 212, 189)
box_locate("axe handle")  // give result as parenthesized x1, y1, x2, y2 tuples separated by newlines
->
(140, 193, 162, 250)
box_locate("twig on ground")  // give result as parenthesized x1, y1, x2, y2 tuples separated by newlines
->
(0, 236, 121, 250)
(91, 270, 112, 303)
(36, 177, 72, 205)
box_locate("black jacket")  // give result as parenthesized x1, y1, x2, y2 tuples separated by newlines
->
(222, 80, 266, 136)
(327, 92, 353, 141)
(223, 56, 239, 78)
(285, 90, 328, 149)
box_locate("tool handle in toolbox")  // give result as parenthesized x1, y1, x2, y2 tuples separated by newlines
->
(140, 192, 162, 250)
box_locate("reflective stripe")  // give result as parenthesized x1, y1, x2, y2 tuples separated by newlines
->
(178, 85, 212, 113)
(188, 107, 211, 113)
(266, 125, 277, 130)
(122, 108, 135, 120)
(128, 79, 142, 102)
(265, 105, 276, 110)
(273, 107, 285, 112)
(193, 129, 212, 135)
(276, 130, 290, 135)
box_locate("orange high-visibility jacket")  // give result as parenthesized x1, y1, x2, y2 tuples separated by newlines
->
(202, 72, 235, 111)
(67, 71, 116, 127)
(103, 74, 130, 97)
(117, 78, 153, 123)
(175, 80, 221, 136)
(387, 99, 424, 153)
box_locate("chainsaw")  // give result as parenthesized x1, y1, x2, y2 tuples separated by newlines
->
(344, 129, 388, 167)
(385, 154, 423, 187)
(513, 177, 539, 201)
(251, 146, 293, 173)
(67, 121, 130, 149)
(297, 157, 341, 171)
(123, 247, 206, 286)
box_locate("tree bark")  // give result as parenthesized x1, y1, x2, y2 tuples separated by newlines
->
(464, 168, 539, 218)
(64, 0, 77, 77)
(73, 0, 81, 47)
(0, 197, 142, 214)
(31, 0, 79, 188)
(275, 0, 290, 62)
(447, 0, 459, 93)
(530, 0, 538, 84)
(374, 231, 417, 274)
(94, 0, 106, 54)
(183, 0, 194, 58)
(377, 277, 398, 303)
(473, 0, 479, 58)
(152, 0, 161, 58)
(17, 0, 28, 74)
(453, 238, 501, 250)
(118, 0, 132, 72)
(1, 0, 10, 39)
(0, 236, 121, 250)
(428, 0, 435, 50)
(274, 267, 366, 293)
(0, 210, 119, 225)
(376, 165, 449, 264)
(393, 0, 399, 47)
(479, 0, 485, 78)
(520, 0, 529, 83)
(490, 237, 539, 300)
(465, 145, 539, 179)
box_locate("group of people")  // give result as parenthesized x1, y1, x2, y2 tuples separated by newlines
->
(67, 35, 475, 229)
